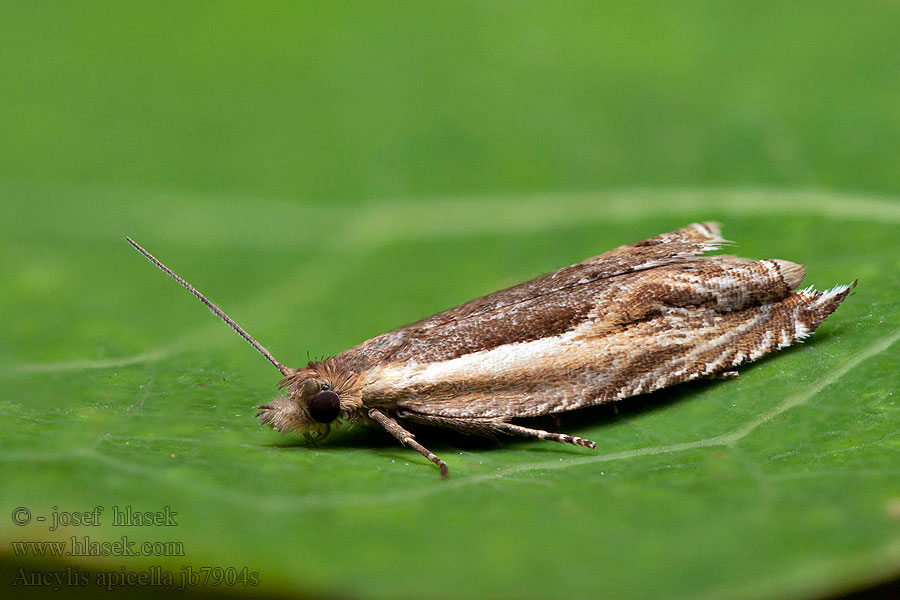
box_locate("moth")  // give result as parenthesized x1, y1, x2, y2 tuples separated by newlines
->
(127, 222, 852, 477)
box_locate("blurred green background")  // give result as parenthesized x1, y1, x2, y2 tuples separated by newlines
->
(3, 1, 900, 201)
(2, 2, 899, 599)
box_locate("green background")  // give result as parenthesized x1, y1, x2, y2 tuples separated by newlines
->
(2, 2, 899, 599)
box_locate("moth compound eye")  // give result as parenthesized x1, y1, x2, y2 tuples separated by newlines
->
(308, 390, 341, 423)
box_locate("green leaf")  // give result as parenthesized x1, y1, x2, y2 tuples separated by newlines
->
(2, 185, 898, 599)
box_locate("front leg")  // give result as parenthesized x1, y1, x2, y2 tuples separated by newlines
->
(368, 408, 450, 478)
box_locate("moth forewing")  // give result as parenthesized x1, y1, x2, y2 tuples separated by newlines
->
(127, 222, 852, 478)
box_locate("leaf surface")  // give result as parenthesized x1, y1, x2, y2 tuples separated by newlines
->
(2, 186, 898, 600)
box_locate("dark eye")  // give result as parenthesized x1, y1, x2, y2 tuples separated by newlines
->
(308, 390, 341, 423)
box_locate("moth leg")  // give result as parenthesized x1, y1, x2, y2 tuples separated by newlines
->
(368, 408, 449, 479)
(399, 411, 598, 451)
(491, 422, 597, 450)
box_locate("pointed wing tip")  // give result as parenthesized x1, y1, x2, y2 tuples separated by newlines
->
(793, 280, 856, 331)
(695, 221, 722, 237)
(684, 221, 733, 251)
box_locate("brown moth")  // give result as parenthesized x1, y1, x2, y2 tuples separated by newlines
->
(126, 222, 853, 477)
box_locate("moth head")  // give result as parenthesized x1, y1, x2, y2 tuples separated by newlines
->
(124, 238, 359, 443)
(256, 368, 355, 441)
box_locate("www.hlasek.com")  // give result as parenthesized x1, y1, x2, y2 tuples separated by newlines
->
(12, 536, 184, 558)
(12, 566, 260, 591)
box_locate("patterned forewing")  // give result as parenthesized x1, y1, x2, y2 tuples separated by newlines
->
(385, 283, 852, 419)
(338, 222, 727, 371)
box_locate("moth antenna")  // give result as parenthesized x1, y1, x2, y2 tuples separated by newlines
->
(125, 237, 289, 376)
